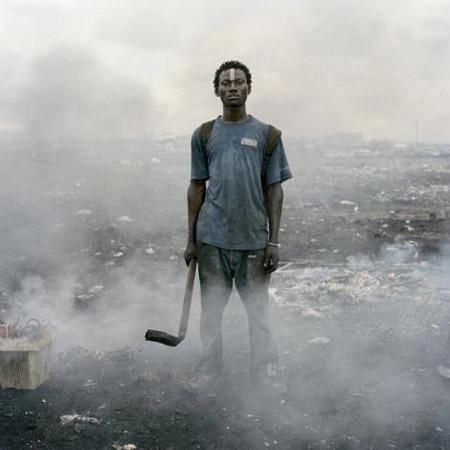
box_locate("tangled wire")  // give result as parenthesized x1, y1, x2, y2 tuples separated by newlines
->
(0, 318, 47, 340)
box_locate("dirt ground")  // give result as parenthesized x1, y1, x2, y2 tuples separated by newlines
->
(1, 139, 450, 449)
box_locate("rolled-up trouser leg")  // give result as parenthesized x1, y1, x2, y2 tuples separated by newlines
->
(235, 249, 279, 374)
(196, 242, 233, 373)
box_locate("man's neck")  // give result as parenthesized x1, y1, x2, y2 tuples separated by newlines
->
(221, 106, 248, 123)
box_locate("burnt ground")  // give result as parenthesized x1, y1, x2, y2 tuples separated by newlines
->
(1, 139, 450, 449)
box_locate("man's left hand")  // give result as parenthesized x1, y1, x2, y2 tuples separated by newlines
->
(264, 246, 279, 273)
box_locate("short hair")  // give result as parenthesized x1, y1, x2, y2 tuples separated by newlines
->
(214, 61, 252, 95)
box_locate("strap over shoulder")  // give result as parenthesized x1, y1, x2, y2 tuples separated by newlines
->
(261, 124, 282, 183)
(266, 125, 282, 156)
(200, 119, 216, 150)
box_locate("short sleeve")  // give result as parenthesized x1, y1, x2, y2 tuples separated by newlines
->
(264, 137, 293, 185)
(190, 127, 209, 180)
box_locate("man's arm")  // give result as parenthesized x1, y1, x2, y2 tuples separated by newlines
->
(184, 180, 206, 265)
(264, 182, 283, 273)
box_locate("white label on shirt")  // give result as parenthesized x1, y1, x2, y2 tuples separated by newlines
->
(241, 137, 258, 148)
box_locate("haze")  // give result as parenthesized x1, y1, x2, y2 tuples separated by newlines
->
(1, 0, 449, 142)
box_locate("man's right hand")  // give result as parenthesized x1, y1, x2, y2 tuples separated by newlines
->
(184, 241, 197, 266)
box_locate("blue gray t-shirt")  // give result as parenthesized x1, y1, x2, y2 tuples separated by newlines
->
(191, 115, 292, 250)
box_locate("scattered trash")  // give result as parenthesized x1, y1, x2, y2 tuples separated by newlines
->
(340, 200, 357, 206)
(438, 365, 450, 380)
(88, 285, 104, 294)
(302, 307, 322, 318)
(352, 272, 380, 290)
(0, 318, 46, 340)
(116, 216, 134, 223)
(169, 254, 178, 261)
(268, 288, 283, 304)
(75, 286, 104, 307)
(76, 293, 94, 302)
(60, 414, 101, 426)
(77, 209, 92, 216)
(307, 337, 330, 344)
(145, 245, 155, 255)
(112, 445, 137, 450)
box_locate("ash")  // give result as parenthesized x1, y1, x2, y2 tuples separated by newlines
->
(1, 136, 450, 449)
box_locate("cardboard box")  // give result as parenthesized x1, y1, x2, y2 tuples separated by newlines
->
(0, 331, 52, 390)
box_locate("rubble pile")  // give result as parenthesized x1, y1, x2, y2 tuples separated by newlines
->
(271, 260, 446, 319)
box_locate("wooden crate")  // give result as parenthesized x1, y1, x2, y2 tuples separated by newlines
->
(0, 331, 52, 390)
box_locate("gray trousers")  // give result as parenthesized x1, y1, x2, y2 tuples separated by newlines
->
(196, 242, 278, 374)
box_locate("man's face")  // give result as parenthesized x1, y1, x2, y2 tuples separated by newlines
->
(216, 68, 250, 107)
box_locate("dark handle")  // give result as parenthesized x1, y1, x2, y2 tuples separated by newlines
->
(178, 258, 197, 339)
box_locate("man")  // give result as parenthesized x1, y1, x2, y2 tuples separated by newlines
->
(184, 61, 292, 388)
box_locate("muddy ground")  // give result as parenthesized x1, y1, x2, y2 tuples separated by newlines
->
(1, 139, 450, 449)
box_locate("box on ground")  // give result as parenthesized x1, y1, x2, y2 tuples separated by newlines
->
(0, 331, 52, 389)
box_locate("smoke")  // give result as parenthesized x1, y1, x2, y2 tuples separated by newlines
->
(2, 1, 450, 140)
(0, 45, 186, 354)
(1, 3, 450, 447)
(2, 125, 450, 447)
(11, 46, 153, 141)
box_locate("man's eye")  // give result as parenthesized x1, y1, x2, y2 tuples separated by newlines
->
(222, 81, 230, 86)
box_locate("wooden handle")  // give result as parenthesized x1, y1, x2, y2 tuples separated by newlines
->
(178, 258, 197, 339)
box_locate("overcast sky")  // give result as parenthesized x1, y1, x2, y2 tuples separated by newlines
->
(1, 0, 449, 141)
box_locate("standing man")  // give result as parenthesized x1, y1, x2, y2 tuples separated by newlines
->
(184, 61, 292, 388)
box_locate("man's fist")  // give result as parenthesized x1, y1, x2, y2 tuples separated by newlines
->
(184, 241, 197, 266)
(264, 245, 279, 273)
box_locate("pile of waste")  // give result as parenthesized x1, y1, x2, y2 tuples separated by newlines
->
(0, 318, 45, 340)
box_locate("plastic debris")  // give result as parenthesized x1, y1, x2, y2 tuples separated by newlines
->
(302, 307, 322, 318)
(438, 365, 450, 380)
(76, 293, 94, 301)
(145, 245, 155, 255)
(60, 414, 101, 426)
(116, 216, 134, 223)
(88, 285, 104, 294)
(112, 445, 137, 450)
(307, 337, 330, 344)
